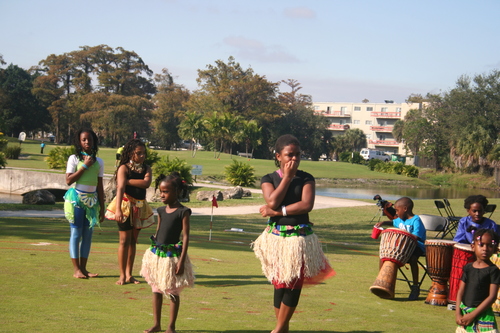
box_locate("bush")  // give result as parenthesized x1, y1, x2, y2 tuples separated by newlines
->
(339, 152, 351, 162)
(153, 155, 193, 185)
(5, 146, 22, 159)
(391, 162, 405, 175)
(145, 146, 161, 167)
(0, 152, 6, 168)
(367, 158, 383, 171)
(225, 160, 256, 187)
(402, 165, 419, 178)
(46, 147, 74, 169)
(0, 138, 8, 151)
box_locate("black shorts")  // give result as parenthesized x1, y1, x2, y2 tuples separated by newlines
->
(116, 154, 121, 160)
(117, 217, 133, 231)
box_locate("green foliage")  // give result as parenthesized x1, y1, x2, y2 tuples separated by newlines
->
(46, 147, 73, 169)
(153, 155, 193, 185)
(402, 165, 419, 178)
(5, 146, 22, 159)
(367, 158, 383, 171)
(0, 138, 8, 151)
(145, 146, 161, 167)
(371, 161, 419, 178)
(339, 151, 364, 164)
(0, 152, 6, 168)
(224, 159, 257, 187)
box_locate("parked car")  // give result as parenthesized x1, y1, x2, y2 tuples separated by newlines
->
(360, 149, 389, 162)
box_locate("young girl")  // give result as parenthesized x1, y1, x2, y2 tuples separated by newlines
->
(454, 195, 499, 244)
(140, 172, 194, 333)
(252, 134, 335, 333)
(64, 128, 104, 279)
(456, 229, 500, 333)
(105, 139, 155, 285)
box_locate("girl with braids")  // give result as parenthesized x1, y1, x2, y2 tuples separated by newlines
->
(141, 172, 194, 333)
(64, 128, 104, 279)
(105, 139, 155, 285)
(252, 134, 335, 333)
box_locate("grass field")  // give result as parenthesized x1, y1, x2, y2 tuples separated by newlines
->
(3, 137, 428, 187)
(3, 198, 499, 332)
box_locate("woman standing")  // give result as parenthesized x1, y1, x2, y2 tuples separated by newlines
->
(253, 134, 334, 333)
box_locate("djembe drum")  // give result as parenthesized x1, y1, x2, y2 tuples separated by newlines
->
(424, 239, 456, 306)
(370, 228, 417, 299)
(448, 243, 475, 304)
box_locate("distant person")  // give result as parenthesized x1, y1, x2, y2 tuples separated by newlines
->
(106, 139, 154, 285)
(375, 196, 426, 300)
(252, 134, 334, 333)
(455, 229, 500, 332)
(40, 141, 45, 154)
(64, 128, 104, 279)
(141, 172, 194, 333)
(454, 195, 498, 244)
(115, 145, 124, 167)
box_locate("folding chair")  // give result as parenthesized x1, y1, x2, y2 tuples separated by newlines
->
(434, 200, 459, 239)
(485, 204, 497, 218)
(398, 257, 428, 292)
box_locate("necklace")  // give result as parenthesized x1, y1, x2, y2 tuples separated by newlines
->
(129, 160, 144, 173)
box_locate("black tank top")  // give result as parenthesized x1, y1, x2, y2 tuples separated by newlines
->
(125, 167, 147, 200)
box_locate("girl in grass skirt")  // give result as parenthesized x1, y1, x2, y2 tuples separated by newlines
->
(252, 134, 335, 333)
(141, 172, 194, 333)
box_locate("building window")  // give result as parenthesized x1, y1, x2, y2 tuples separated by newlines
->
(326, 106, 331, 113)
(340, 107, 347, 112)
(353, 120, 360, 124)
(381, 107, 388, 112)
(354, 106, 361, 111)
(366, 134, 372, 139)
(314, 105, 319, 110)
(396, 107, 401, 112)
(367, 107, 373, 111)
(365, 120, 372, 125)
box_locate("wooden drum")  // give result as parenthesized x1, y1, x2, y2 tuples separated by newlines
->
(448, 243, 475, 304)
(424, 239, 456, 306)
(490, 252, 500, 314)
(370, 228, 417, 299)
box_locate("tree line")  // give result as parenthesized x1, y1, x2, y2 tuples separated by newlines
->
(394, 71, 500, 174)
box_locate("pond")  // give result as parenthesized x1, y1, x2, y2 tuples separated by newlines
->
(316, 186, 500, 201)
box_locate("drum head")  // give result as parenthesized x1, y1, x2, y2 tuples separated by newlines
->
(381, 228, 417, 241)
(425, 239, 457, 246)
(454, 243, 473, 252)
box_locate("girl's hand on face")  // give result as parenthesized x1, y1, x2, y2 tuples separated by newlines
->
(283, 160, 298, 178)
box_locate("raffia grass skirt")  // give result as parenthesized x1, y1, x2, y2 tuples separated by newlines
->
(140, 248, 195, 297)
(252, 226, 335, 287)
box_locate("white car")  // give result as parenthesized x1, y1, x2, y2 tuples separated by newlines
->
(360, 149, 389, 162)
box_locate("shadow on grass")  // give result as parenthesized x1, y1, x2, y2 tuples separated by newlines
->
(195, 274, 268, 287)
(182, 331, 384, 333)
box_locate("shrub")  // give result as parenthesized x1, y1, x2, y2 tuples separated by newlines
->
(145, 146, 161, 167)
(5, 146, 22, 159)
(391, 162, 405, 175)
(402, 165, 419, 178)
(46, 147, 74, 169)
(0, 138, 8, 151)
(367, 158, 383, 171)
(0, 152, 6, 168)
(153, 155, 193, 185)
(339, 152, 351, 162)
(225, 159, 256, 187)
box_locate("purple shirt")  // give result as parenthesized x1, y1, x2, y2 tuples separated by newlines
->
(453, 215, 498, 244)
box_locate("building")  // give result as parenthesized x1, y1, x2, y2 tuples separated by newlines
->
(313, 101, 422, 155)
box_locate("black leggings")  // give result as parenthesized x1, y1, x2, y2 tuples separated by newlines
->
(274, 287, 302, 308)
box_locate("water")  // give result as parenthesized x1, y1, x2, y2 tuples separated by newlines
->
(316, 186, 500, 201)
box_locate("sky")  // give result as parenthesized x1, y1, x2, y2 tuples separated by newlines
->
(1, 0, 500, 103)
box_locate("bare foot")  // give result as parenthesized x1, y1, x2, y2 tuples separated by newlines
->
(126, 277, 141, 284)
(73, 270, 88, 279)
(82, 270, 99, 278)
(165, 328, 177, 333)
(143, 326, 162, 333)
(116, 278, 126, 285)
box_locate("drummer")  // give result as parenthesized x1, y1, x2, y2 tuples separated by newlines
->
(454, 195, 499, 244)
(376, 197, 426, 300)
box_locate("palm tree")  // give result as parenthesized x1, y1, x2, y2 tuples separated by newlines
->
(240, 119, 262, 158)
(178, 111, 205, 157)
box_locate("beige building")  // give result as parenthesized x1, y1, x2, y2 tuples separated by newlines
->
(313, 101, 421, 155)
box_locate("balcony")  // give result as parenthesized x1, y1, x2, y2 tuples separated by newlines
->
(370, 125, 394, 132)
(371, 112, 401, 118)
(369, 139, 399, 146)
(314, 110, 351, 117)
(328, 124, 350, 131)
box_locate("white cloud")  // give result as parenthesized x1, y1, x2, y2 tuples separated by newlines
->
(223, 36, 300, 63)
(283, 6, 316, 19)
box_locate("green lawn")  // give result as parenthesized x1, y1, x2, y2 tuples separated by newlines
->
(3, 137, 429, 187)
(3, 198, 497, 332)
